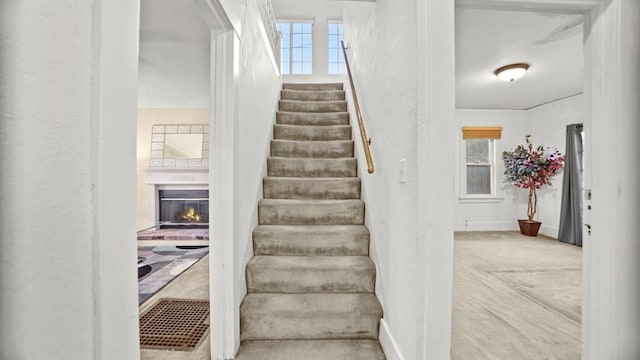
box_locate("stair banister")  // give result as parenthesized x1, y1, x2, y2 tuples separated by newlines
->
(341, 40, 374, 174)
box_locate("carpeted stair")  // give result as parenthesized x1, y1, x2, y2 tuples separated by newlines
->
(236, 83, 385, 359)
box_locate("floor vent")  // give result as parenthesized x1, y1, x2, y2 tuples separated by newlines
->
(139, 298, 210, 351)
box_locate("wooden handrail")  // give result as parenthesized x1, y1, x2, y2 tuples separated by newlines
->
(341, 40, 374, 174)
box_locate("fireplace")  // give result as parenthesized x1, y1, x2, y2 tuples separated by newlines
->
(158, 189, 209, 229)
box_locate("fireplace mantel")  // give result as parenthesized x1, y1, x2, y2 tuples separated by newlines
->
(144, 167, 209, 185)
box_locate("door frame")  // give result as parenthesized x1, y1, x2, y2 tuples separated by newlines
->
(444, 1, 633, 359)
(191, 0, 238, 358)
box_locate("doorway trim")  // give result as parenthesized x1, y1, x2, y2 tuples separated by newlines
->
(448, 1, 632, 359)
(191, 0, 237, 358)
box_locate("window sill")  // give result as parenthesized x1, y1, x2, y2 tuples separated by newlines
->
(459, 197, 504, 204)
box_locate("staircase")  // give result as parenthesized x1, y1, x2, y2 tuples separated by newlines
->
(235, 83, 385, 359)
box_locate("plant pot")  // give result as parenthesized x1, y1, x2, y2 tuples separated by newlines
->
(518, 219, 542, 237)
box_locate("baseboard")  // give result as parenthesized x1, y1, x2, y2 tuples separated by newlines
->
(540, 225, 559, 239)
(379, 319, 405, 360)
(454, 221, 519, 232)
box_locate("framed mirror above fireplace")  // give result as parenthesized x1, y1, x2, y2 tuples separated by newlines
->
(149, 124, 209, 167)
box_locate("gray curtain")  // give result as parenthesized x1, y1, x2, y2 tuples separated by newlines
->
(558, 124, 583, 246)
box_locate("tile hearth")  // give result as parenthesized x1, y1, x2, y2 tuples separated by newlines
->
(137, 228, 209, 241)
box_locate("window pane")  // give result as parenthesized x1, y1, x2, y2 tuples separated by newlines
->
(292, 48, 302, 62)
(329, 63, 339, 75)
(467, 165, 491, 194)
(293, 62, 302, 74)
(293, 23, 302, 33)
(293, 34, 302, 47)
(302, 34, 312, 47)
(329, 50, 340, 63)
(302, 62, 312, 74)
(303, 48, 312, 61)
(466, 139, 489, 163)
(281, 62, 290, 75)
(302, 23, 312, 33)
(329, 36, 338, 49)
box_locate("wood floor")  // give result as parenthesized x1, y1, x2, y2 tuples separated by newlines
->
(452, 231, 582, 360)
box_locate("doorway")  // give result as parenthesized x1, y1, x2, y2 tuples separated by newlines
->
(452, 4, 586, 358)
(136, 0, 213, 357)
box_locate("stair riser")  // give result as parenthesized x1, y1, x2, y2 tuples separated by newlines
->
(254, 237, 369, 256)
(271, 140, 354, 158)
(281, 90, 345, 101)
(274, 125, 351, 141)
(253, 226, 370, 256)
(280, 100, 347, 113)
(283, 83, 343, 91)
(277, 112, 349, 126)
(267, 158, 357, 178)
(246, 259, 375, 293)
(258, 201, 364, 225)
(240, 295, 381, 340)
(264, 178, 360, 200)
(240, 313, 380, 341)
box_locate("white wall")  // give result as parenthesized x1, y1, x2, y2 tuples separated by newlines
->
(526, 94, 583, 237)
(271, 0, 343, 82)
(344, 1, 456, 358)
(0, 1, 140, 359)
(344, 2, 419, 357)
(583, 0, 640, 358)
(136, 109, 209, 230)
(455, 109, 528, 231)
(231, 0, 282, 353)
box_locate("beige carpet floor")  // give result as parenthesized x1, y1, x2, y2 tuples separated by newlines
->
(140, 255, 210, 360)
(452, 231, 582, 360)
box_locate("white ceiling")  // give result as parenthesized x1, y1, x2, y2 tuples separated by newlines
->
(137, 1, 584, 110)
(455, 7, 584, 110)
(138, 0, 210, 108)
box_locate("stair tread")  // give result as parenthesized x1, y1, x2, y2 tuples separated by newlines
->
(272, 139, 353, 143)
(248, 255, 374, 269)
(254, 224, 369, 233)
(236, 339, 385, 360)
(259, 199, 364, 205)
(283, 83, 344, 91)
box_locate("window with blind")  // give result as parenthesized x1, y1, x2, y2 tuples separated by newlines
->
(461, 127, 502, 197)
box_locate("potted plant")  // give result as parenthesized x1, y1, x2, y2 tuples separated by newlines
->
(502, 135, 565, 236)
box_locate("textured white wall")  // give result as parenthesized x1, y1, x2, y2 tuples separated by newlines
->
(231, 0, 282, 352)
(344, 1, 420, 356)
(0, 1, 140, 359)
(526, 94, 583, 237)
(136, 109, 210, 230)
(455, 109, 528, 231)
(345, 1, 456, 358)
(271, 0, 343, 83)
(583, 0, 640, 358)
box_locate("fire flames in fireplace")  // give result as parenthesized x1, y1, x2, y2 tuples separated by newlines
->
(180, 207, 202, 223)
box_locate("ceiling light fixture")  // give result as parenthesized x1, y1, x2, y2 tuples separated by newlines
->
(494, 63, 529, 82)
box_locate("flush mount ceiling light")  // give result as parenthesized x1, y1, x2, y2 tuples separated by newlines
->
(494, 63, 530, 82)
